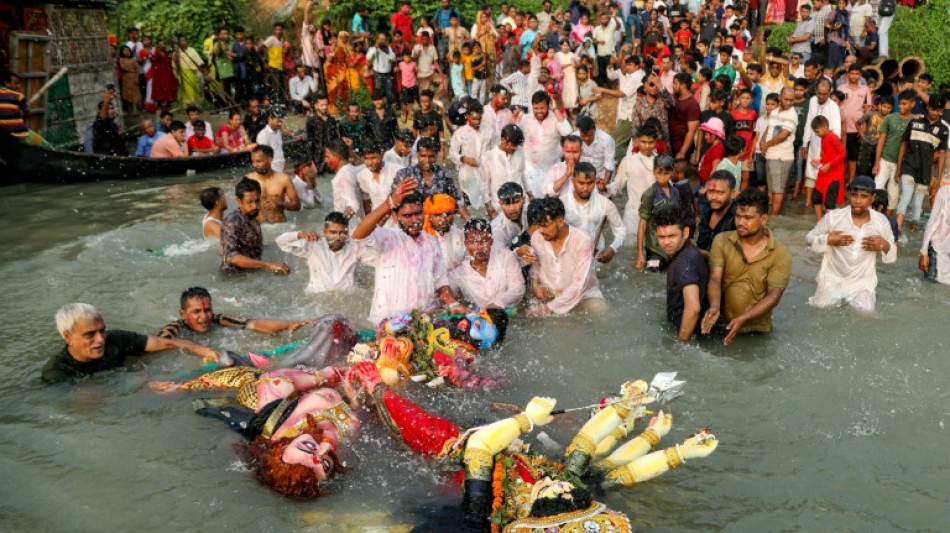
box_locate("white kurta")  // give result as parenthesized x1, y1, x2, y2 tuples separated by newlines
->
(608, 151, 656, 245)
(292, 174, 322, 209)
(572, 129, 617, 178)
(519, 111, 573, 197)
(449, 247, 526, 309)
(448, 124, 493, 207)
(530, 227, 604, 314)
(562, 191, 626, 252)
(606, 67, 644, 124)
(491, 207, 529, 248)
(357, 163, 401, 212)
(542, 161, 573, 198)
(276, 233, 363, 293)
(433, 225, 467, 273)
(256, 126, 285, 172)
(480, 146, 527, 211)
(801, 97, 842, 181)
(356, 227, 448, 324)
(805, 207, 897, 312)
(332, 163, 365, 224)
(383, 148, 413, 169)
(921, 185, 950, 285)
(481, 104, 514, 147)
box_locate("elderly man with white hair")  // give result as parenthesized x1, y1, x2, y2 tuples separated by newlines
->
(41, 303, 220, 383)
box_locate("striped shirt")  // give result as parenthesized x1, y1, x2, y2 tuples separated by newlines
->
(900, 117, 949, 185)
(0, 87, 28, 136)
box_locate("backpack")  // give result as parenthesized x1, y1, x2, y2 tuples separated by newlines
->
(879, 0, 896, 17)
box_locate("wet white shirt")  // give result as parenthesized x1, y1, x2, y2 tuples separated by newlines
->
(921, 186, 950, 285)
(530, 227, 604, 314)
(542, 161, 574, 198)
(383, 148, 413, 169)
(276, 232, 363, 293)
(491, 208, 528, 248)
(256, 126, 285, 172)
(450, 247, 526, 309)
(433, 225, 467, 273)
(448, 124, 493, 207)
(805, 207, 896, 311)
(332, 163, 365, 225)
(357, 163, 401, 213)
(481, 104, 514, 147)
(519, 111, 573, 196)
(572, 128, 617, 178)
(608, 151, 656, 245)
(292, 174, 321, 209)
(606, 67, 644, 123)
(562, 191, 626, 252)
(480, 146, 527, 211)
(356, 227, 448, 324)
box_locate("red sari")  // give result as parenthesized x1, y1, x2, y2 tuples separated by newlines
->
(151, 47, 178, 103)
(324, 45, 348, 114)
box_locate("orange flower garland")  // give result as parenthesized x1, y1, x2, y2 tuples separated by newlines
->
(490, 458, 505, 533)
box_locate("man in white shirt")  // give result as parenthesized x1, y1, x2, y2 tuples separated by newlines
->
(481, 124, 527, 217)
(563, 162, 625, 264)
(256, 112, 287, 172)
(491, 182, 529, 248)
(289, 65, 317, 115)
(482, 85, 515, 146)
(358, 143, 402, 223)
(572, 115, 616, 182)
(325, 139, 365, 224)
(762, 87, 799, 215)
(520, 91, 573, 197)
(367, 33, 397, 103)
(424, 193, 467, 272)
(601, 48, 644, 161)
(920, 185, 950, 285)
(608, 126, 657, 246)
(276, 212, 365, 293)
(384, 129, 415, 168)
(448, 101, 493, 210)
(353, 180, 466, 324)
(412, 32, 440, 92)
(291, 160, 322, 209)
(522, 197, 606, 317)
(449, 218, 525, 309)
(805, 177, 896, 313)
(801, 79, 841, 208)
(542, 134, 584, 198)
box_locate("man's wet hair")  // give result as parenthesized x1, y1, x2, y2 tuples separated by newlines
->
(652, 204, 685, 229)
(576, 114, 596, 134)
(362, 140, 383, 155)
(468, 100, 484, 114)
(395, 129, 415, 145)
(464, 218, 492, 235)
(498, 181, 525, 202)
(531, 90, 550, 105)
(573, 161, 596, 179)
(200, 187, 223, 210)
(180, 287, 211, 309)
(417, 136, 440, 152)
(252, 144, 275, 158)
(707, 169, 737, 190)
(326, 139, 350, 159)
(397, 191, 426, 211)
(235, 176, 262, 199)
(501, 124, 525, 145)
(325, 211, 349, 226)
(527, 197, 566, 226)
(735, 188, 769, 216)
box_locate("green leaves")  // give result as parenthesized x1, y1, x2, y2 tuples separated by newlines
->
(890, 0, 950, 85)
(115, 0, 248, 54)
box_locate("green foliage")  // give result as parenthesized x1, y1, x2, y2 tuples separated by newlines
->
(114, 0, 250, 52)
(890, 0, 950, 84)
(318, 0, 549, 36)
(760, 22, 797, 55)
(336, 84, 373, 116)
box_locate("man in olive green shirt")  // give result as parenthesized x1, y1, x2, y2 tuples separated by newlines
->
(42, 303, 220, 384)
(701, 189, 792, 345)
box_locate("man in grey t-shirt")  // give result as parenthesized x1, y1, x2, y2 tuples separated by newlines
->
(787, 4, 815, 61)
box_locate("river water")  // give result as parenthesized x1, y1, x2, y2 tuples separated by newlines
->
(1, 170, 948, 532)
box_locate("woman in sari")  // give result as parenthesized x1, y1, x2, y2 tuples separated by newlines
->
(150, 38, 177, 109)
(347, 41, 367, 93)
(472, 10, 499, 85)
(556, 38, 578, 110)
(324, 34, 348, 115)
(765, 0, 786, 24)
(216, 111, 253, 153)
(173, 35, 204, 106)
(118, 46, 142, 112)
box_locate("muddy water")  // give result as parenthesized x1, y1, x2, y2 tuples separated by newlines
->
(1, 172, 948, 532)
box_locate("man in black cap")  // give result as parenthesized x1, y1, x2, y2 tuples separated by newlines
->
(805, 176, 896, 313)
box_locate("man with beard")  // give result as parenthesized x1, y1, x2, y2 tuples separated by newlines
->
(246, 145, 300, 223)
(572, 115, 616, 182)
(354, 179, 465, 324)
(449, 218, 526, 310)
(276, 211, 368, 293)
(423, 193, 467, 272)
(157, 287, 316, 338)
(542, 134, 584, 198)
(801, 79, 841, 209)
(805, 176, 896, 313)
(482, 85, 515, 147)
(391, 136, 470, 220)
(654, 205, 708, 341)
(220, 177, 291, 274)
(701, 189, 791, 345)
(562, 162, 625, 264)
(521, 197, 606, 317)
(491, 182, 529, 248)
(480, 124, 527, 217)
(358, 142, 401, 225)
(696, 170, 737, 256)
(326, 140, 364, 224)
(519, 91, 573, 197)
(669, 72, 701, 160)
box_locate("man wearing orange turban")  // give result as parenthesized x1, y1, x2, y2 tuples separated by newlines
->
(424, 194, 466, 272)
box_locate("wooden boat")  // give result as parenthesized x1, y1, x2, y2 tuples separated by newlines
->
(0, 132, 310, 184)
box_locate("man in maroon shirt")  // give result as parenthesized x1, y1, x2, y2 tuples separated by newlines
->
(669, 72, 701, 160)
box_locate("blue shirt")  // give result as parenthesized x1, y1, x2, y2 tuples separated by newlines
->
(433, 6, 461, 30)
(520, 29, 538, 59)
(135, 131, 166, 156)
(351, 14, 370, 35)
(625, 13, 642, 41)
(750, 83, 762, 114)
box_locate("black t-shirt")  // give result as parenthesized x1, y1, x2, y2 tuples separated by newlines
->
(699, 16, 719, 44)
(413, 109, 443, 134)
(697, 202, 736, 251)
(243, 113, 267, 141)
(41, 330, 149, 383)
(92, 117, 129, 156)
(900, 117, 949, 184)
(666, 242, 709, 333)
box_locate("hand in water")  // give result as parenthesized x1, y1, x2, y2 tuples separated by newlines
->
(723, 317, 746, 345)
(150, 381, 181, 393)
(271, 262, 291, 274)
(827, 231, 854, 247)
(597, 247, 615, 263)
(700, 308, 719, 335)
(919, 253, 930, 273)
(289, 318, 317, 334)
(635, 252, 646, 271)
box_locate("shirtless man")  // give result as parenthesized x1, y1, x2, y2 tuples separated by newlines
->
(157, 287, 315, 338)
(200, 186, 227, 238)
(246, 145, 300, 223)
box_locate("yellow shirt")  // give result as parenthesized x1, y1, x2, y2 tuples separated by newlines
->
(461, 53, 474, 80)
(709, 229, 792, 333)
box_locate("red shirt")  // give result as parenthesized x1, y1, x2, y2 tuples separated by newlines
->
(391, 12, 413, 42)
(698, 141, 725, 184)
(675, 29, 692, 48)
(730, 108, 757, 161)
(816, 132, 847, 205)
(188, 134, 214, 152)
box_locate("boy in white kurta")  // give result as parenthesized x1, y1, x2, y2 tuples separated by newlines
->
(805, 177, 896, 312)
(449, 219, 525, 309)
(276, 212, 365, 293)
(608, 128, 657, 246)
(480, 124, 527, 215)
(448, 103, 493, 209)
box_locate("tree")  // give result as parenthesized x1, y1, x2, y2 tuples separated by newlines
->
(115, 0, 250, 55)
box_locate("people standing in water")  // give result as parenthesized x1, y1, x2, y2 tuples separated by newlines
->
(200, 187, 227, 238)
(219, 178, 290, 274)
(156, 287, 315, 338)
(653, 205, 708, 341)
(246, 145, 300, 223)
(42, 303, 219, 383)
(276, 212, 368, 293)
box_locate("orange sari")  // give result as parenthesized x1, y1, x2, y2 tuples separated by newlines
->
(324, 45, 348, 114)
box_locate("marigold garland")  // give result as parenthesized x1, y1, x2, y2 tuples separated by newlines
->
(490, 458, 505, 533)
